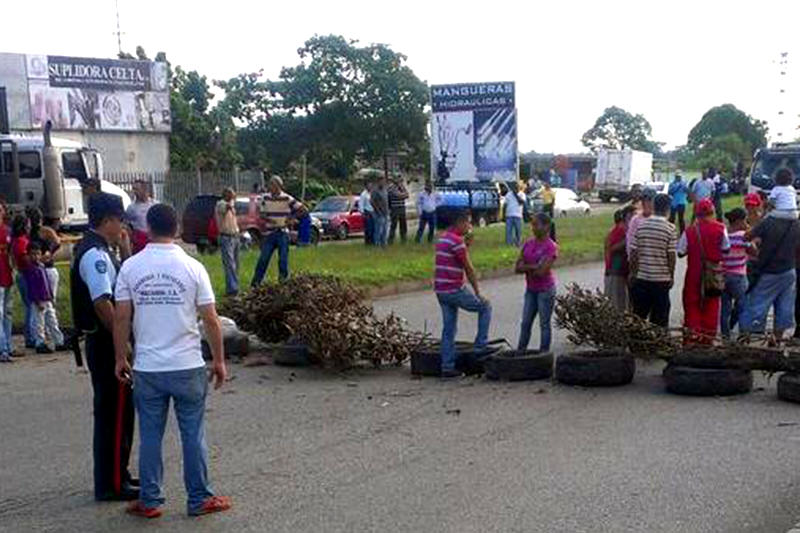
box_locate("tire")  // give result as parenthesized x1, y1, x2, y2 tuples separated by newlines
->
(663, 365, 753, 396)
(599, 193, 611, 203)
(336, 224, 349, 240)
(777, 373, 800, 403)
(583, 208, 591, 216)
(669, 350, 750, 370)
(556, 351, 635, 387)
(410, 340, 507, 377)
(485, 350, 554, 381)
(201, 332, 250, 361)
(273, 344, 312, 367)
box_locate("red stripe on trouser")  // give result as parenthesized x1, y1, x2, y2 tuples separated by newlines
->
(113, 382, 126, 493)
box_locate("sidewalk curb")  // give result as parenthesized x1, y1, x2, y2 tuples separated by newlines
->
(368, 252, 602, 300)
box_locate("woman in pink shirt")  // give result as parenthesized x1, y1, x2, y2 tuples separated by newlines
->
(515, 213, 558, 352)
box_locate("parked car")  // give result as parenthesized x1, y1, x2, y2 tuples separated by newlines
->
(182, 194, 320, 253)
(311, 195, 364, 240)
(554, 188, 591, 217)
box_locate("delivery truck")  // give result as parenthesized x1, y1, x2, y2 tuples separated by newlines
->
(595, 149, 653, 203)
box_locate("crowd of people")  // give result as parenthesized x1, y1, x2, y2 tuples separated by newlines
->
(605, 168, 800, 343)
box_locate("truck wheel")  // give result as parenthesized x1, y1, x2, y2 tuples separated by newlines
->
(485, 350, 553, 381)
(599, 193, 611, 203)
(556, 351, 635, 387)
(663, 365, 752, 396)
(777, 373, 800, 403)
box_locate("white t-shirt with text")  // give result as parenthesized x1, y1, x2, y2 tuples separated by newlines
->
(115, 243, 215, 372)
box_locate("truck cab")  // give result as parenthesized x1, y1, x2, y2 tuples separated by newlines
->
(749, 143, 800, 195)
(0, 131, 130, 231)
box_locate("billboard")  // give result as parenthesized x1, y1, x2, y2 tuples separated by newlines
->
(25, 55, 170, 132)
(430, 82, 517, 183)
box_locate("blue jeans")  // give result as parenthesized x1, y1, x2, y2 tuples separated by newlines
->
(437, 288, 492, 372)
(506, 217, 522, 247)
(720, 273, 748, 337)
(517, 287, 556, 352)
(251, 230, 289, 285)
(416, 212, 436, 243)
(373, 214, 389, 247)
(16, 273, 43, 346)
(219, 235, 240, 295)
(742, 269, 797, 333)
(0, 286, 12, 354)
(133, 367, 214, 512)
(364, 212, 375, 245)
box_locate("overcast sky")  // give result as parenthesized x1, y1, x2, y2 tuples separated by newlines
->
(4, 0, 799, 152)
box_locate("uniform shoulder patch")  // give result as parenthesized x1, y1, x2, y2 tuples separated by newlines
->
(95, 260, 107, 274)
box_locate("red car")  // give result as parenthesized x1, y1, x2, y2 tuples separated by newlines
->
(311, 195, 365, 240)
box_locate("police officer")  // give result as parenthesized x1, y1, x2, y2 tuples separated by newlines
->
(70, 192, 138, 501)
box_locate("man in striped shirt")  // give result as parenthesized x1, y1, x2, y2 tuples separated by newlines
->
(629, 193, 677, 328)
(435, 211, 492, 378)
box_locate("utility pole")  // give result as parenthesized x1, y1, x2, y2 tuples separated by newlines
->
(301, 153, 307, 202)
(114, 0, 124, 57)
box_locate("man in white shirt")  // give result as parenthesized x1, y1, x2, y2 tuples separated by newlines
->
(416, 181, 439, 243)
(358, 180, 374, 245)
(504, 182, 525, 247)
(114, 203, 231, 519)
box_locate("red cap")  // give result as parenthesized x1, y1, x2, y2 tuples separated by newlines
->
(695, 198, 715, 217)
(744, 193, 762, 208)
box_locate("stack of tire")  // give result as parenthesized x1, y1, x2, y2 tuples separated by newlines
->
(555, 350, 635, 387)
(778, 373, 800, 404)
(662, 351, 753, 397)
(410, 339, 507, 377)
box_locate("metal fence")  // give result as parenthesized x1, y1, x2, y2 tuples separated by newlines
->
(104, 169, 265, 215)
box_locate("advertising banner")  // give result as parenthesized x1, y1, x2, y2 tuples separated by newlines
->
(25, 55, 170, 132)
(430, 81, 517, 183)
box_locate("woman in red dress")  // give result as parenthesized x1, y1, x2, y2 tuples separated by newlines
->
(677, 199, 730, 344)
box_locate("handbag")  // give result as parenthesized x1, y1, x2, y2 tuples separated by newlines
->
(695, 223, 725, 299)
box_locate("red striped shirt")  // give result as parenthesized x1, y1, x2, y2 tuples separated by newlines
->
(434, 229, 467, 293)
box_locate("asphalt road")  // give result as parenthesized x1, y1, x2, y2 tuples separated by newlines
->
(2, 259, 800, 532)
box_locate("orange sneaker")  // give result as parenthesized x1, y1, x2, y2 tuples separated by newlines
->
(189, 496, 232, 517)
(126, 500, 163, 519)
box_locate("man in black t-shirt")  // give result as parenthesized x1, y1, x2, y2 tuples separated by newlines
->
(741, 216, 800, 338)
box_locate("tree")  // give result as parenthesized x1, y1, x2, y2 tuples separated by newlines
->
(691, 133, 751, 174)
(217, 35, 430, 177)
(581, 106, 661, 153)
(687, 104, 767, 155)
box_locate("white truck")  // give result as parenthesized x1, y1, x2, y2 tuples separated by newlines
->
(0, 122, 130, 231)
(595, 149, 653, 203)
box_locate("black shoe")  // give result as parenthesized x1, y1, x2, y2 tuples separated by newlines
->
(127, 477, 140, 488)
(96, 484, 139, 502)
(440, 370, 463, 380)
(35, 345, 54, 354)
(25, 342, 35, 349)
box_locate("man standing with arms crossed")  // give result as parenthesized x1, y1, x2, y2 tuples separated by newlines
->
(70, 192, 137, 501)
(125, 179, 155, 255)
(358, 180, 375, 246)
(114, 204, 231, 519)
(215, 188, 239, 296)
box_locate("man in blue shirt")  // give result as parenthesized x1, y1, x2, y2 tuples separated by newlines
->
(668, 174, 688, 235)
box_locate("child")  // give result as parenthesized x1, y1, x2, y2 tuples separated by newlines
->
(23, 241, 63, 354)
(767, 168, 798, 219)
(515, 213, 558, 353)
(721, 208, 754, 338)
(604, 207, 633, 311)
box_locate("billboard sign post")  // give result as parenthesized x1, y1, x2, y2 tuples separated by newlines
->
(430, 81, 517, 183)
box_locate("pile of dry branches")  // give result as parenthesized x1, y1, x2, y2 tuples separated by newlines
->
(220, 273, 427, 368)
(555, 283, 800, 371)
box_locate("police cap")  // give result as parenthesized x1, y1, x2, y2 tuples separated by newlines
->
(88, 192, 125, 228)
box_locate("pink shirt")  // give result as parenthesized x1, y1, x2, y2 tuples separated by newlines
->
(434, 229, 467, 293)
(521, 237, 558, 291)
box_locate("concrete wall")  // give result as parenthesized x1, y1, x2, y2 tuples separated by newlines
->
(0, 52, 170, 173)
(57, 130, 169, 173)
(0, 53, 31, 130)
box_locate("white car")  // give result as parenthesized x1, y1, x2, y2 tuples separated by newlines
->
(642, 182, 669, 195)
(554, 188, 591, 217)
